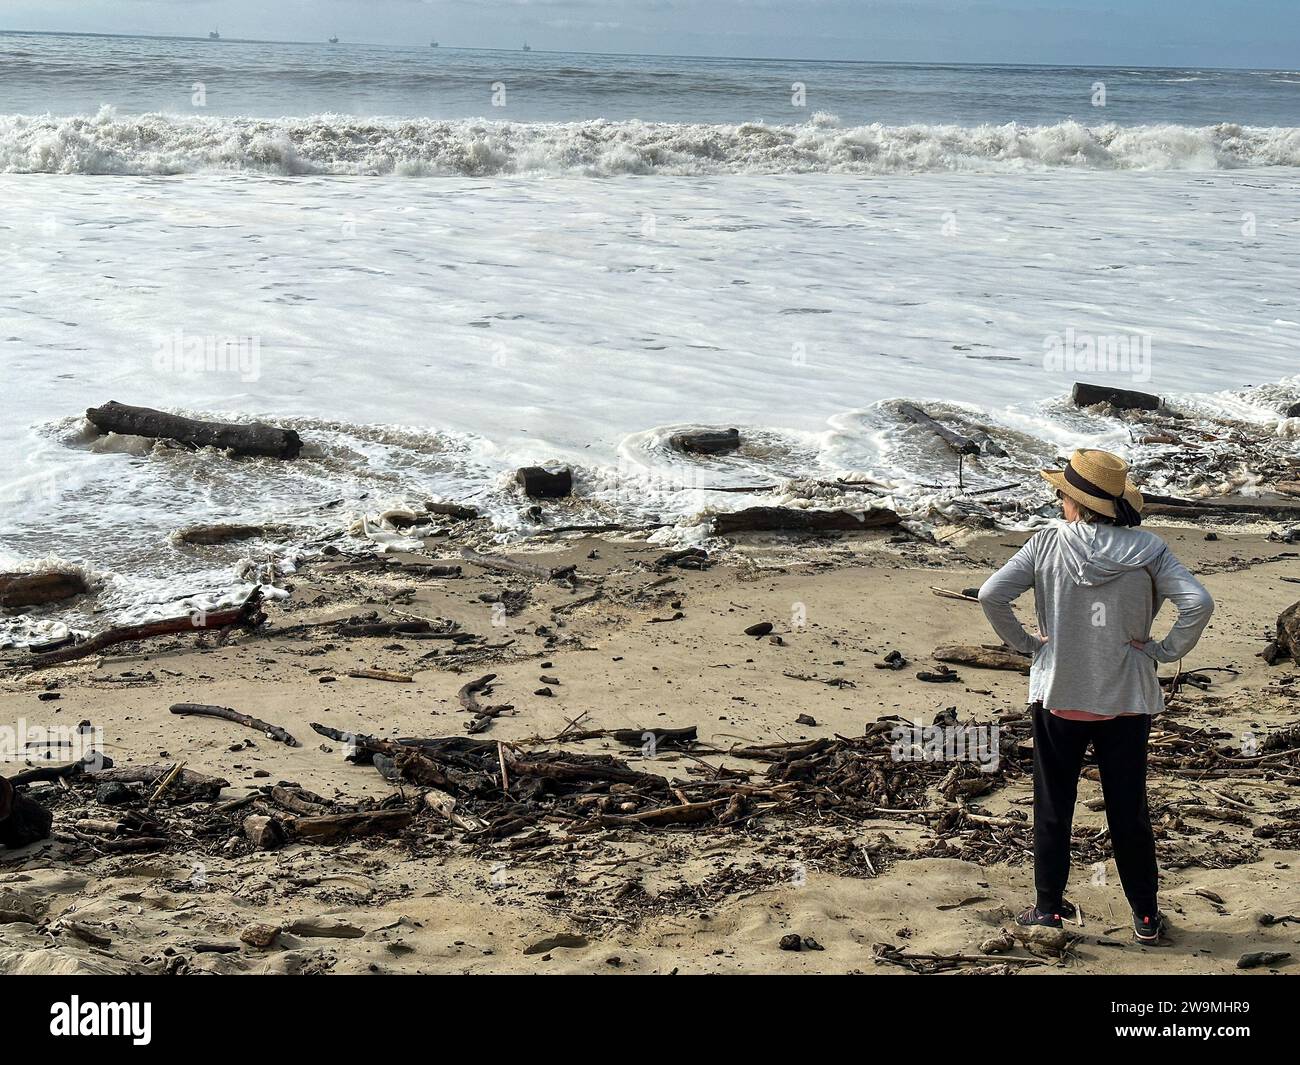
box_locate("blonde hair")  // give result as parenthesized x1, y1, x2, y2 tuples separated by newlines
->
(1060, 492, 1113, 525)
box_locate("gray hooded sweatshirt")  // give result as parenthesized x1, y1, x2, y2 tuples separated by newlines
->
(978, 520, 1215, 716)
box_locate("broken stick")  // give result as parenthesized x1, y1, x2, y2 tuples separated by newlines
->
(458, 673, 513, 734)
(169, 702, 300, 746)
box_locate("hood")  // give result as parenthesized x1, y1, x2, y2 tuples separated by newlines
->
(1047, 519, 1165, 587)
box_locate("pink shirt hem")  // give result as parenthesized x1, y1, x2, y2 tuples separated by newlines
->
(1049, 708, 1142, 721)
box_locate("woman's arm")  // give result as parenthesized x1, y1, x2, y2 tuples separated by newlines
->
(978, 537, 1042, 655)
(1134, 548, 1215, 663)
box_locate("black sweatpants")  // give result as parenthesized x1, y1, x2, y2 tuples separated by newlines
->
(1031, 703, 1158, 917)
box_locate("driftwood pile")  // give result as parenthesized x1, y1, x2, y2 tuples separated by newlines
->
(263, 698, 1300, 875)
(6, 678, 1298, 878)
(308, 723, 771, 841)
(918, 380, 1300, 527)
(3, 754, 414, 858)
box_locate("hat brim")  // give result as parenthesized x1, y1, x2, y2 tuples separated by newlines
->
(1040, 469, 1144, 518)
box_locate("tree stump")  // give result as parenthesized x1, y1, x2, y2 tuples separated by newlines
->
(516, 466, 572, 499)
(1070, 383, 1161, 412)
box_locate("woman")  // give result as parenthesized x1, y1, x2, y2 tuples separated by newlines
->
(978, 448, 1214, 943)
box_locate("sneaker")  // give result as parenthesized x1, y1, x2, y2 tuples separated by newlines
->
(1133, 911, 1167, 944)
(1016, 905, 1063, 929)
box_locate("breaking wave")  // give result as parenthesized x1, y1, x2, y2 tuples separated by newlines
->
(4, 107, 1300, 176)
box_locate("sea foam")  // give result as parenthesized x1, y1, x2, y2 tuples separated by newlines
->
(3, 109, 1300, 176)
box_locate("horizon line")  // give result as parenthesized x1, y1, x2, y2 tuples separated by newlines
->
(0, 27, 1285, 75)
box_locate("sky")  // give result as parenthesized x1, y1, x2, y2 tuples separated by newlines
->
(2, 0, 1298, 68)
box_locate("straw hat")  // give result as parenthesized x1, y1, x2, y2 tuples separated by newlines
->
(1040, 448, 1144, 525)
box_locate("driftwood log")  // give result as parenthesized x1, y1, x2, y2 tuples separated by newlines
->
(459, 548, 576, 582)
(515, 466, 572, 499)
(86, 401, 302, 459)
(711, 506, 899, 536)
(898, 404, 1005, 457)
(669, 428, 741, 455)
(22, 588, 265, 668)
(337, 620, 431, 638)
(287, 809, 412, 842)
(87, 765, 228, 802)
(0, 571, 88, 608)
(900, 403, 978, 455)
(1142, 494, 1300, 521)
(168, 702, 300, 747)
(269, 786, 331, 816)
(174, 524, 292, 546)
(607, 726, 698, 749)
(347, 668, 413, 683)
(933, 645, 1031, 674)
(1071, 382, 1161, 411)
(396, 563, 463, 578)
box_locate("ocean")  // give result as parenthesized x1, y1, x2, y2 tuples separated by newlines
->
(1, 31, 1298, 642)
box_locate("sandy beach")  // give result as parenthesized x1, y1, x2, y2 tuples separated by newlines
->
(6, 20, 1300, 1048)
(2, 516, 1296, 975)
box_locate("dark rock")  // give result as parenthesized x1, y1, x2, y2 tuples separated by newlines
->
(0, 781, 53, 849)
(95, 782, 135, 806)
(240, 923, 281, 948)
